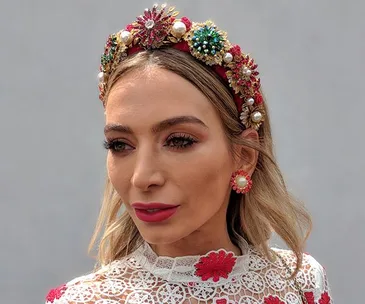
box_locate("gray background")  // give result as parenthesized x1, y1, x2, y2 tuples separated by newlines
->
(0, 0, 364, 303)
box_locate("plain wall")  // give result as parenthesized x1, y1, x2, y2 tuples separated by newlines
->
(0, 0, 364, 303)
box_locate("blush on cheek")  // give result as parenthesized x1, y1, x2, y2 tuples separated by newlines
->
(183, 159, 231, 213)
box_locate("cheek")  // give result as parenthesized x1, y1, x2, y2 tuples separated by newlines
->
(107, 154, 129, 194)
(176, 146, 233, 204)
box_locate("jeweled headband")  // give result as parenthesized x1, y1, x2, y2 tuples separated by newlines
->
(98, 4, 265, 130)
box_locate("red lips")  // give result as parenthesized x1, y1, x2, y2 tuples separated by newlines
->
(131, 202, 179, 223)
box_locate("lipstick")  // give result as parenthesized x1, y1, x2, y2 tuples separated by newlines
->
(131, 202, 179, 223)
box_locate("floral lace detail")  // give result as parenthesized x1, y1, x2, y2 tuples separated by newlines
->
(131, 240, 250, 284)
(45, 244, 333, 304)
(45, 284, 67, 303)
(195, 250, 237, 282)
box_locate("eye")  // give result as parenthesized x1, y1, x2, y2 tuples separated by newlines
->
(165, 133, 198, 150)
(103, 139, 133, 153)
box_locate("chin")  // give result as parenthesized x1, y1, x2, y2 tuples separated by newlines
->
(136, 221, 193, 246)
(139, 229, 182, 245)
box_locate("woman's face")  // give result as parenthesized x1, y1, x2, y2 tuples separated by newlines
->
(105, 67, 238, 246)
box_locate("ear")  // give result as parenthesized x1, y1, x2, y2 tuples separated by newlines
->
(233, 128, 259, 176)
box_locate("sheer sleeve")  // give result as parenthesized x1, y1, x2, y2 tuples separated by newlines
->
(45, 283, 68, 304)
(273, 248, 333, 303)
(303, 253, 333, 303)
(45, 273, 97, 304)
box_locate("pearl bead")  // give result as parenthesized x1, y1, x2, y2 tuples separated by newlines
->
(224, 53, 233, 63)
(246, 97, 255, 106)
(242, 66, 252, 76)
(171, 21, 187, 37)
(236, 176, 248, 188)
(97, 72, 104, 83)
(120, 31, 131, 44)
(251, 111, 263, 123)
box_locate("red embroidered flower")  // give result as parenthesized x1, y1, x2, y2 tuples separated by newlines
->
(131, 5, 175, 48)
(226, 54, 260, 99)
(263, 295, 285, 304)
(319, 292, 331, 304)
(180, 16, 192, 31)
(304, 292, 315, 304)
(304, 291, 331, 304)
(46, 284, 67, 303)
(194, 250, 236, 282)
(233, 55, 259, 86)
(229, 44, 242, 58)
(254, 91, 264, 104)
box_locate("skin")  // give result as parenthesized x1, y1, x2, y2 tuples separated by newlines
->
(104, 66, 258, 257)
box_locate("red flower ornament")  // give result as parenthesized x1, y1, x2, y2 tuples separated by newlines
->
(304, 292, 315, 304)
(213, 296, 235, 304)
(194, 250, 237, 282)
(254, 91, 264, 105)
(304, 291, 331, 304)
(225, 54, 261, 109)
(131, 4, 177, 48)
(46, 284, 67, 303)
(180, 17, 192, 31)
(263, 295, 285, 304)
(319, 292, 331, 304)
(229, 44, 242, 58)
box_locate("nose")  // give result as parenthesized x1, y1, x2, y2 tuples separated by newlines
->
(130, 147, 165, 192)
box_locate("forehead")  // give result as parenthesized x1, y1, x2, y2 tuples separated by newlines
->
(105, 67, 217, 125)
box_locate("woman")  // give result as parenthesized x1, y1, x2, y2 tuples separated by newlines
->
(45, 4, 332, 304)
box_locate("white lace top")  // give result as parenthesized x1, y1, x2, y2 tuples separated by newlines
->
(45, 241, 332, 304)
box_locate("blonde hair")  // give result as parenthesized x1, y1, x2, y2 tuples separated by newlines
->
(89, 48, 312, 276)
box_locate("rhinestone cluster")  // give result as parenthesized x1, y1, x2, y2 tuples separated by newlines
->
(192, 26, 223, 55)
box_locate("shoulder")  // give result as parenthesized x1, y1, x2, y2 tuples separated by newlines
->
(45, 260, 128, 304)
(271, 247, 327, 279)
(270, 247, 333, 303)
(45, 272, 97, 304)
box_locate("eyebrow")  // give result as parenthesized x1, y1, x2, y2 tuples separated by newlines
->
(104, 115, 208, 135)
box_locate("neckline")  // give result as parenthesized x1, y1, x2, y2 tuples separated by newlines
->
(131, 237, 251, 285)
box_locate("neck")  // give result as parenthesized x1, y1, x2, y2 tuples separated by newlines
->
(150, 222, 241, 257)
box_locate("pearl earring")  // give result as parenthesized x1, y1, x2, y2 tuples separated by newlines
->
(230, 170, 252, 194)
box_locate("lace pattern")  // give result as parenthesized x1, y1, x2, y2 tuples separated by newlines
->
(45, 244, 333, 304)
(132, 240, 251, 284)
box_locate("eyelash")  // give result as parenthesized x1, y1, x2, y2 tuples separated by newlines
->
(103, 134, 198, 153)
(103, 140, 131, 153)
(165, 133, 198, 149)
